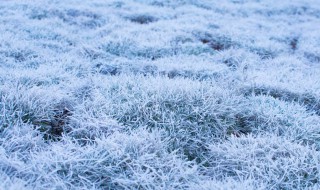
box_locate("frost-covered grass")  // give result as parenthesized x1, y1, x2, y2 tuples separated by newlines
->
(1, 0, 320, 189)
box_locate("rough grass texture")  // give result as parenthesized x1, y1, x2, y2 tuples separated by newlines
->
(1, 0, 320, 189)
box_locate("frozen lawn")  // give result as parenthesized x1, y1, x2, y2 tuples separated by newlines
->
(1, 0, 320, 189)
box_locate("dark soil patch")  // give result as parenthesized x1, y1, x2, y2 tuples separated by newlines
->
(128, 15, 158, 24)
(289, 37, 298, 51)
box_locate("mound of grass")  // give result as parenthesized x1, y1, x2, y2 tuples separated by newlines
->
(242, 86, 320, 115)
(207, 135, 320, 189)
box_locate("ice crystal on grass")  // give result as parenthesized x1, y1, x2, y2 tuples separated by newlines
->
(1, 0, 320, 189)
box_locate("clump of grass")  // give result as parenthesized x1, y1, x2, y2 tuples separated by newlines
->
(21, 128, 198, 189)
(29, 8, 105, 28)
(0, 84, 46, 132)
(304, 52, 320, 63)
(236, 95, 320, 149)
(206, 135, 320, 189)
(0, 82, 75, 140)
(242, 85, 320, 115)
(97, 75, 253, 162)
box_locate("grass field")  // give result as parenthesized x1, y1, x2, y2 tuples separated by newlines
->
(1, 0, 320, 189)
